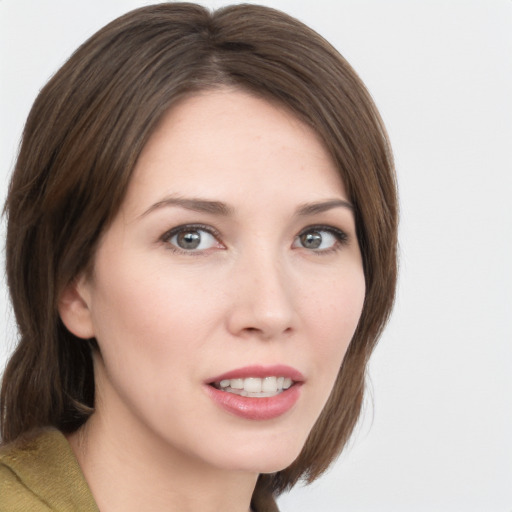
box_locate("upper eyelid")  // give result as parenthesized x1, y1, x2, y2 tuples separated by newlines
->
(161, 223, 222, 240)
(159, 223, 350, 249)
(297, 224, 349, 238)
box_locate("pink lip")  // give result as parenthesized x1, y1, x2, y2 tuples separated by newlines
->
(204, 365, 304, 421)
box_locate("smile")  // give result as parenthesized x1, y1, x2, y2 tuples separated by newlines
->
(205, 365, 304, 420)
(212, 376, 294, 397)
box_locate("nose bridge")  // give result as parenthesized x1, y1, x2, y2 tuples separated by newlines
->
(227, 242, 295, 339)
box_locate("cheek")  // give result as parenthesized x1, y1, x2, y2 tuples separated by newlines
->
(88, 257, 224, 378)
(87, 266, 211, 427)
(304, 267, 366, 388)
(308, 267, 365, 342)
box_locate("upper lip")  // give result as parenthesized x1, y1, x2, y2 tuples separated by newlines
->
(206, 365, 305, 384)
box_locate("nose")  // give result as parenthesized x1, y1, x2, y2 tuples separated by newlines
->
(225, 250, 296, 341)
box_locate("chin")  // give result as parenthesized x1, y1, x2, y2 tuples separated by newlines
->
(214, 433, 307, 475)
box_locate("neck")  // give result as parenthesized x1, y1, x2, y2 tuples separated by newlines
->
(67, 396, 258, 512)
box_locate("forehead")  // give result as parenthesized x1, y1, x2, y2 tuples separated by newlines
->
(123, 89, 346, 215)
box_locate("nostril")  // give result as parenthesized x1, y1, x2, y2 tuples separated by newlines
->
(227, 297, 295, 339)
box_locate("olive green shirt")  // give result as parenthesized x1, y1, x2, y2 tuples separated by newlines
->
(0, 428, 279, 511)
(0, 428, 98, 511)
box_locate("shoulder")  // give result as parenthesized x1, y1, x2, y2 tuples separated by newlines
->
(0, 463, 50, 511)
(0, 428, 98, 511)
(0, 429, 55, 511)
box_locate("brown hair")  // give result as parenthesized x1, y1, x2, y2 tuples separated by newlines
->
(1, 2, 397, 498)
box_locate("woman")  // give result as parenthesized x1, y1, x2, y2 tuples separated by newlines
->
(0, 3, 397, 511)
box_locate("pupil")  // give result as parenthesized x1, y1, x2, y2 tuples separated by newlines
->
(177, 231, 201, 249)
(301, 232, 322, 249)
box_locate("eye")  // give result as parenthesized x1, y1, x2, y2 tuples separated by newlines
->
(162, 225, 223, 253)
(293, 226, 348, 252)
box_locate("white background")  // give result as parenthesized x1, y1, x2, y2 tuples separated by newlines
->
(1, 1, 511, 510)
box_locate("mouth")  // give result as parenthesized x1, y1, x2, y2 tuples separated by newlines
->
(205, 365, 304, 419)
(210, 376, 294, 398)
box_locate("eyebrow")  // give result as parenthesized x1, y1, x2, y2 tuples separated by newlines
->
(296, 199, 353, 216)
(140, 196, 234, 218)
(140, 195, 353, 218)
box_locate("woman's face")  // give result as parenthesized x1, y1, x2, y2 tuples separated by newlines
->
(66, 89, 365, 474)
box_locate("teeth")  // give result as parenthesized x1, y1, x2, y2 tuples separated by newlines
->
(261, 376, 277, 393)
(245, 378, 262, 393)
(230, 378, 244, 390)
(214, 376, 295, 397)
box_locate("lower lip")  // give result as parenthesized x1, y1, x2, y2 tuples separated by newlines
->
(205, 384, 302, 420)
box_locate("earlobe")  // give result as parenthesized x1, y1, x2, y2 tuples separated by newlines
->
(58, 275, 95, 339)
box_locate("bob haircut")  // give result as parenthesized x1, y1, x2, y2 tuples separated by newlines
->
(1, 2, 397, 498)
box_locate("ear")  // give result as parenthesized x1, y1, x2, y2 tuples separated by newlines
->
(58, 274, 95, 339)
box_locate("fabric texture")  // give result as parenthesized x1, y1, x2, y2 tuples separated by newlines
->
(0, 427, 279, 511)
(0, 428, 99, 511)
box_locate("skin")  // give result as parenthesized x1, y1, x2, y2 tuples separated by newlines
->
(60, 89, 366, 512)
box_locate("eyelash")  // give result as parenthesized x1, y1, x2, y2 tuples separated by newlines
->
(160, 223, 224, 256)
(159, 223, 349, 255)
(295, 224, 349, 255)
